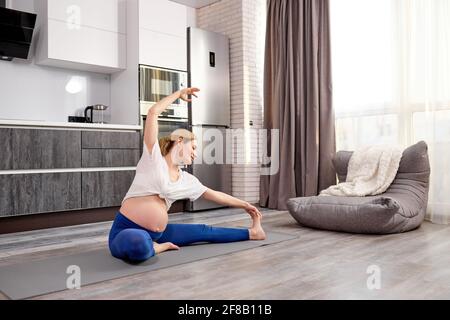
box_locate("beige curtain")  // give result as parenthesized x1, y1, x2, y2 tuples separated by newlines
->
(260, 0, 336, 210)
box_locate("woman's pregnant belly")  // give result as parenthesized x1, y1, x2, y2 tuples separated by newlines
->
(119, 195, 168, 232)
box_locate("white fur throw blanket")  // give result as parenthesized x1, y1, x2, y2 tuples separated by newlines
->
(320, 145, 404, 197)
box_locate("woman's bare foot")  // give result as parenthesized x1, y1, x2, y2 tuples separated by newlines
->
(249, 213, 266, 240)
(153, 242, 180, 254)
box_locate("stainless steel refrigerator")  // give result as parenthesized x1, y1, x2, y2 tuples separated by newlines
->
(186, 27, 232, 211)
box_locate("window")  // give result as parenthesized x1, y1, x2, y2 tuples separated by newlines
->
(330, 0, 450, 223)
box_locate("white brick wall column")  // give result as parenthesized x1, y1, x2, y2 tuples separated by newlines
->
(197, 0, 266, 203)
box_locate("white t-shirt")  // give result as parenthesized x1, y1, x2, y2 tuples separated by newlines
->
(122, 141, 208, 210)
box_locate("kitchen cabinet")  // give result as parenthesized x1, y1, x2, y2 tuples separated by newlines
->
(81, 131, 140, 149)
(81, 130, 141, 167)
(82, 149, 140, 168)
(80, 130, 140, 207)
(0, 126, 141, 217)
(0, 173, 81, 217)
(81, 171, 135, 208)
(138, 0, 191, 71)
(139, 0, 188, 71)
(0, 128, 81, 170)
(34, 0, 126, 73)
(46, 0, 126, 33)
(0, 128, 13, 170)
(139, 28, 187, 71)
(139, 0, 187, 37)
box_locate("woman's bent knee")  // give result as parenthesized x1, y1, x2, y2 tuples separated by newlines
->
(109, 228, 155, 262)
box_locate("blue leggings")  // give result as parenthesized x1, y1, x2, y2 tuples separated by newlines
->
(108, 211, 250, 262)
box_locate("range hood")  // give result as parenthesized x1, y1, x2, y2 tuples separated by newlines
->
(0, 6, 37, 61)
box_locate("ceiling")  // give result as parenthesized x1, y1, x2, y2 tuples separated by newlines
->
(169, 0, 221, 9)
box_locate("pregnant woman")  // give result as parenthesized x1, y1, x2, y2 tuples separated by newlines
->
(109, 87, 266, 262)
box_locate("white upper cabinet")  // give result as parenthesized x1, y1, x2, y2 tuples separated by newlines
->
(138, 0, 190, 71)
(47, 0, 126, 34)
(35, 0, 127, 74)
(139, 28, 187, 71)
(139, 0, 187, 36)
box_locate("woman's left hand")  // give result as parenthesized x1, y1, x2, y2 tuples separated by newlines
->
(244, 202, 262, 219)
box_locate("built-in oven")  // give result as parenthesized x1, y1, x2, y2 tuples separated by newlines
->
(141, 117, 190, 140)
(139, 65, 188, 120)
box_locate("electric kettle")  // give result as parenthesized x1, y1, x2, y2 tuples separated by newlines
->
(84, 104, 109, 123)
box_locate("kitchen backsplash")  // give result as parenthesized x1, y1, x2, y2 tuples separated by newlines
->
(0, 60, 111, 123)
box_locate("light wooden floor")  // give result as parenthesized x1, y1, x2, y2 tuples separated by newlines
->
(1, 208, 450, 300)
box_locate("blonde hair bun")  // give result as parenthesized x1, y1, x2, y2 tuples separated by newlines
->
(159, 128, 196, 156)
(170, 128, 196, 141)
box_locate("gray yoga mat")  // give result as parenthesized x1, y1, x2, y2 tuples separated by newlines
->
(0, 231, 296, 300)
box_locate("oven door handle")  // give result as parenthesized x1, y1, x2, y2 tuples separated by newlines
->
(156, 118, 189, 123)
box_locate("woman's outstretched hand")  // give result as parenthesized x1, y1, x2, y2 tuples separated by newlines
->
(153, 241, 180, 254)
(244, 202, 262, 219)
(179, 87, 200, 102)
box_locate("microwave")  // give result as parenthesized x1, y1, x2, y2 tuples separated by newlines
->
(139, 65, 188, 119)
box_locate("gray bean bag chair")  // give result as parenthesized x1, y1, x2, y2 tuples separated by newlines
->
(286, 141, 430, 234)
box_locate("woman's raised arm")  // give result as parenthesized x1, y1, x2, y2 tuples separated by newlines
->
(144, 88, 199, 152)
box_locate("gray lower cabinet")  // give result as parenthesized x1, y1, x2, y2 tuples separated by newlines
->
(82, 131, 140, 149)
(0, 128, 13, 170)
(0, 126, 141, 216)
(0, 173, 82, 217)
(0, 128, 81, 170)
(81, 170, 135, 208)
(82, 149, 140, 167)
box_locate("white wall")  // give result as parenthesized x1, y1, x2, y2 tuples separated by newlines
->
(0, 0, 111, 123)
